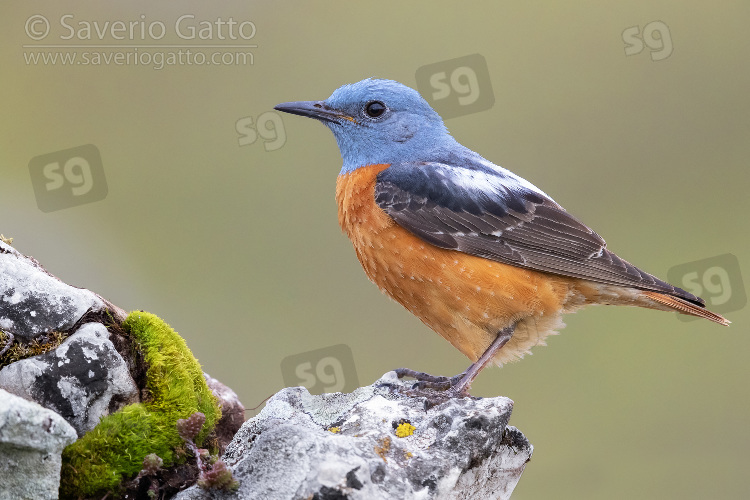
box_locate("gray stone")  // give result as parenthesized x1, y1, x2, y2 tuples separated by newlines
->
(0, 322, 139, 436)
(0, 241, 106, 340)
(0, 388, 78, 500)
(173, 372, 532, 500)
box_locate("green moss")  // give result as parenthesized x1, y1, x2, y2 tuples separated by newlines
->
(60, 311, 221, 498)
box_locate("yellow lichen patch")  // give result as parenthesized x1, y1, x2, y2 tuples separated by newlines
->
(328, 427, 341, 433)
(0, 234, 13, 245)
(374, 436, 391, 462)
(404, 451, 413, 459)
(395, 422, 416, 438)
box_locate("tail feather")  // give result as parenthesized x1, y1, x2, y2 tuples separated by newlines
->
(643, 291, 730, 326)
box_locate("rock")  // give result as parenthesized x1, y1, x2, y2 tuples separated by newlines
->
(204, 373, 245, 454)
(173, 372, 532, 500)
(0, 322, 139, 436)
(0, 241, 249, 497)
(0, 388, 78, 500)
(0, 241, 108, 340)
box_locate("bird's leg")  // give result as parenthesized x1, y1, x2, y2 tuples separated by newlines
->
(449, 325, 514, 396)
(395, 324, 515, 396)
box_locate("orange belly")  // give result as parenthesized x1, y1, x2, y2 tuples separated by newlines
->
(336, 164, 591, 365)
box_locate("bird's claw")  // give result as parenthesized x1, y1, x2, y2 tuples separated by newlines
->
(393, 367, 471, 397)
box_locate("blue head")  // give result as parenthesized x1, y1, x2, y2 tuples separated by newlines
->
(275, 79, 465, 174)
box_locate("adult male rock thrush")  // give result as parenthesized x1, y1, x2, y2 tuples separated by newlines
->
(275, 78, 728, 396)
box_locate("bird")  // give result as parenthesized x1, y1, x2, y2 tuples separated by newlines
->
(274, 78, 729, 397)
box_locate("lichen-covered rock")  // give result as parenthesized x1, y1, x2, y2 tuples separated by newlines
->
(0, 241, 244, 498)
(0, 388, 78, 500)
(0, 241, 106, 340)
(173, 372, 532, 500)
(0, 322, 139, 436)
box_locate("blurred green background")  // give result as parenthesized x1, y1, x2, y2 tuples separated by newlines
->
(2, 1, 748, 498)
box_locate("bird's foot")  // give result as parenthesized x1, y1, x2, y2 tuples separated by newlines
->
(393, 367, 473, 405)
(389, 326, 516, 405)
(394, 367, 468, 392)
(387, 368, 474, 408)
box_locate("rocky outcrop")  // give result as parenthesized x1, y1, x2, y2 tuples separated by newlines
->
(174, 372, 532, 500)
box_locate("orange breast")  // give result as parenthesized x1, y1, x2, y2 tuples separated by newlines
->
(336, 164, 583, 365)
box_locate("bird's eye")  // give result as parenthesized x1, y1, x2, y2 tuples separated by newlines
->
(365, 101, 387, 118)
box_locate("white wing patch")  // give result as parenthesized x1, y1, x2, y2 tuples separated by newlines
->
(476, 158, 554, 201)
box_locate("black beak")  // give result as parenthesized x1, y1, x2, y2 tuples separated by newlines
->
(274, 101, 354, 124)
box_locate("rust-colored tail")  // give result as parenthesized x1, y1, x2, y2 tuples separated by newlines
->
(643, 291, 730, 326)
